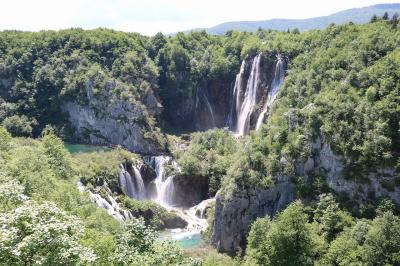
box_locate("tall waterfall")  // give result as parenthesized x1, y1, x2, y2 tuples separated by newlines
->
(229, 53, 285, 135)
(234, 53, 263, 136)
(228, 60, 246, 129)
(119, 163, 146, 200)
(255, 55, 285, 130)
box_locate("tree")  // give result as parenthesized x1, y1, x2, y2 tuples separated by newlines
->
(320, 221, 367, 266)
(383, 12, 389, 20)
(1, 115, 36, 137)
(391, 13, 399, 28)
(362, 211, 400, 265)
(370, 14, 378, 23)
(0, 174, 28, 211)
(40, 133, 72, 179)
(0, 127, 12, 152)
(315, 194, 354, 242)
(245, 218, 272, 265)
(112, 219, 196, 266)
(246, 201, 318, 266)
(0, 201, 96, 265)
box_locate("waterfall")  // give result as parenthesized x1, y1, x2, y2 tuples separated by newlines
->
(255, 55, 285, 130)
(229, 60, 246, 130)
(119, 163, 146, 200)
(77, 181, 129, 221)
(202, 90, 216, 127)
(133, 166, 146, 200)
(159, 175, 175, 207)
(151, 156, 176, 207)
(235, 53, 263, 136)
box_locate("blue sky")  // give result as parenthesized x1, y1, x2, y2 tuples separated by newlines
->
(0, 0, 398, 35)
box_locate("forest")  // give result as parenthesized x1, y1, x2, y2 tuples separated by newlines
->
(0, 13, 399, 266)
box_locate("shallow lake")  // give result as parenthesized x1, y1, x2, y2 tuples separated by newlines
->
(64, 144, 112, 154)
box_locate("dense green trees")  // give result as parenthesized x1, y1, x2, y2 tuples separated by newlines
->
(246, 202, 319, 266)
(245, 196, 400, 266)
(177, 129, 237, 195)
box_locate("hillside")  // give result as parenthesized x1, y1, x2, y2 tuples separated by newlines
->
(182, 3, 400, 34)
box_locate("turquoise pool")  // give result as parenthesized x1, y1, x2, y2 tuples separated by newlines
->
(159, 230, 204, 249)
(64, 144, 112, 154)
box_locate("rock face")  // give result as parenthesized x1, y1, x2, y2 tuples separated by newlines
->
(298, 139, 400, 205)
(62, 80, 164, 154)
(170, 174, 209, 207)
(212, 176, 295, 255)
(164, 78, 234, 131)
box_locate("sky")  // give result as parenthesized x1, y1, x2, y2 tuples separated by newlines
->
(0, 0, 399, 35)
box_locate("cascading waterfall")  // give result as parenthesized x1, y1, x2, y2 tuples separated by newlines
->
(159, 175, 175, 207)
(77, 181, 131, 221)
(234, 53, 263, 136)
(152, 156, 176, 206)
(119, 163, 146, 200)
(229, 53, 285, 135)
(255, 55, 285, 130)
(133, 165, 146, 200)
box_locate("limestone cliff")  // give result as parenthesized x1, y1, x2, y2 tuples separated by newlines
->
(62, 79, 165, 154)
(212, 139, 399, 254)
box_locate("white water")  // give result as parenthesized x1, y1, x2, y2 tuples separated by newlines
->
(159, 175, 175, 207)
(133, 165, 146, 200)
(255, 55, 285, 130)
(149, 156, 212, 236)
(152, 156, 175, 207)
(230, 53, 285, 135)
(77, 181, 130, 221)
(119, 163, 146, 200)
(235, 53, 263, 136)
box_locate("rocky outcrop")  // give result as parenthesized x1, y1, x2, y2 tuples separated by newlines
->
(212, 138, 399, 255)
(62, 80, 164, 154)
(212, 176, 295, 255)
(298, 139, 400, 206)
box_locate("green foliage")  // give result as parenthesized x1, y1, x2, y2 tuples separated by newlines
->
(314, 194, 354, 242)
(177, 129, 237, 195)
(72, 147, 136, 191)
(1, 115, 36, 137)
(363, 211, 400, 265)
(119, 196, 185, 230)
(245, 201, 319, 266)
(112, 219, 196, 266)
(0, 127, 12, 152)
(41, 133, 73, 179)
(0, 201, 96, 265)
